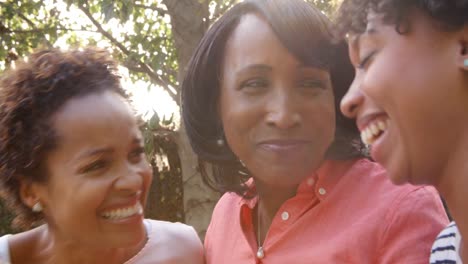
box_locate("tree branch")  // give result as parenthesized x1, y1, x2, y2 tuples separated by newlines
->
(161, 64, 178, 80)
(78, 1, 178, 101)
(17, 12, 53, 48)
(2, 27, 100, 34)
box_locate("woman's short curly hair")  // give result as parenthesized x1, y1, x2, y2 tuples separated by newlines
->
(335, 0, 468, 36)
(0, 47, 126, 230)
(182, 0, 365, 198)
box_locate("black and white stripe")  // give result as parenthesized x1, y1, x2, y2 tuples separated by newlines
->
(430, 222, 462, 264)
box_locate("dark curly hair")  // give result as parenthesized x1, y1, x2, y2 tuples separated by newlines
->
(0, 47, 126, 230)
(182, 0, 365, 198)
(335, 0, 468, 36)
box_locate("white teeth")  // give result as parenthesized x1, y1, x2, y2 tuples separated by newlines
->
(377, 121, 386, 131)
(361, 119, 388, 146)
(101, 202, 143, 220)
(370, 124, 379, 135)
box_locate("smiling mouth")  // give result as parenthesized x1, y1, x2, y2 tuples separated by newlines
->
(257, 139, 311, 153)
(100, 202, 143, 220)
(361, 119, 388, 145)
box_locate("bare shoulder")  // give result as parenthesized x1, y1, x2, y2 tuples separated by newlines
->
(8, 225, 46, 264)
(144, 219, 204, 263)
(148, 220, 200, 241)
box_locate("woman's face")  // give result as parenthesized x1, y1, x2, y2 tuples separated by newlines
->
(34, 90, 152, 248)
(219, 14, 336, 188)
(341, 11, 468, 187)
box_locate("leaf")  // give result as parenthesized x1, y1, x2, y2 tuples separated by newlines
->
(119, 0, 133, 22)
(162, 114, 174, 126)
(148, 112, 161, 130)
(101, 0, 115, 22)
(143, 128, 155, 158)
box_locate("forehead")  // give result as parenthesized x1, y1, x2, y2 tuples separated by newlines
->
(349, 12, 388, 48)
(227, 14, 279, 51)
(232, 13, 270, 37)
(51, 91, 139, 147)
(223, 14, 300, 67)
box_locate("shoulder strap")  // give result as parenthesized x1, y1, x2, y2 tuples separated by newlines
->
(0, 234, 12, 264)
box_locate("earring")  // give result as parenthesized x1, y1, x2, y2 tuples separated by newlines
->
(464, 59, 468, 67)
(216, 138, 224, 147)
(240, 160, 246, 167)
(32, 201, 43, 213)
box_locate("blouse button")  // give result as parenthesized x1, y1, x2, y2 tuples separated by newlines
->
(318, 187, 327, 195)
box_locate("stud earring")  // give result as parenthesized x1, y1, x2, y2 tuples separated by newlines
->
(464, 59, 468, 67)
(216, 138, 224, 147)
(32, 201, 43, 213)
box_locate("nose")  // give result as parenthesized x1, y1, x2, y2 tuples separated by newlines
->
(340, 79, 364, 119)
(114, 163, 147, 194)
(266, 89, 301, 129)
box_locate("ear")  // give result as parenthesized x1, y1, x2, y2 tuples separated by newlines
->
(19, 177, 45, 210)
(457, 25, 468, 70)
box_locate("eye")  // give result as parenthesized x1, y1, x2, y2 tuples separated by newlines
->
(239, 78, 269, 90)
(357, 50, 376, 69)
(79, 159, 109, 174)
(129, 146, 145, 163)
(300, 78, 326, 89)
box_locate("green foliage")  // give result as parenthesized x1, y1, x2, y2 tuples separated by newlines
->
(0, 0, 60, 67)
(0, 0, 179, 99)
(141, 112, 183, 222)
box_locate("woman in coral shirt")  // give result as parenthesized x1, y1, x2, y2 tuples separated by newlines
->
(182, 0, 448, 263)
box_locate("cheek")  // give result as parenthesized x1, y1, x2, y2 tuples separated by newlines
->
(221, 116, 251, 158)
(359, 57, 403, 113)
(219, 97, 260, 153)
(44, 180, 106, 227)
(142, 162, 153, 189)
(308, 93, 336, 136)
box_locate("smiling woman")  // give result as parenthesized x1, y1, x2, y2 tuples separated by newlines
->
(336, 0, 468, 262)
(0, 47, 203, 264)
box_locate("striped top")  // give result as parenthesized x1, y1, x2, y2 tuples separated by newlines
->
(430, 221, 463, 264)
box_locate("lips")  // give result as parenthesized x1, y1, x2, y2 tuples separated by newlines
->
(100, 202, 144, 220)
(258, 139, 310, 151)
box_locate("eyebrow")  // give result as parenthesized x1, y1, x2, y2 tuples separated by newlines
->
(236, 63, 318, 75)
(236, 64, 272, 75)
(76, 147, 114, 161)
(75, 138, 142, 160)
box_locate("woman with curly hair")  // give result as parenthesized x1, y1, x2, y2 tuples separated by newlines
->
(181, 0, 448, 262)
(0, 47, 204, 263)
(337, 0, 468, 262)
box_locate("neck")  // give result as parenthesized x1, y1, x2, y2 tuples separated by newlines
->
(254, 179, 298, 244)
(435, 136, 468, 262)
